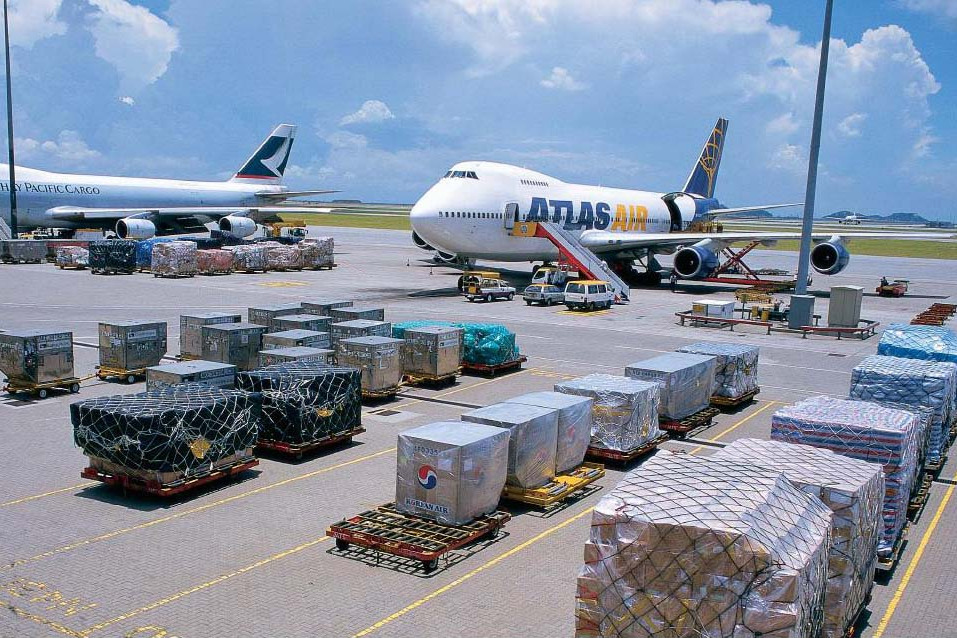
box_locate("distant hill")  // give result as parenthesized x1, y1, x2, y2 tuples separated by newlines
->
(823, 211, 930, 224)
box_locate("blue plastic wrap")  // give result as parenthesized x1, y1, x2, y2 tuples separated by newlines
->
(134, 237, 179, 270)
(393, 321, 519, 366)
(878, 324, 957, 364)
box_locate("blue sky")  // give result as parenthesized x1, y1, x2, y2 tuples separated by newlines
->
(7, 0, 957, 220)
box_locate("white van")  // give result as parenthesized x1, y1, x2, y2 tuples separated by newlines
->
(564, 280, 614, 311)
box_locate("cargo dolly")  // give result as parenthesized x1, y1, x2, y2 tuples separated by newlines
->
(876, 524, 908, 573)
(908, 472, 933, 522)
(502, 462, 605, 508)
(96, 365, 147, 384)
(256, 427, 365, 460)
(327, 503, 510, 572)
(587, 434, 668, 464)
(361, 384, 402, 401)
(659, 407, 721, 438)
(3, 377, 83, 399)
(402, 369, 461, 388)
(81, 456, 259, 498)
(710, 388, 760, 410)
(461, 355, 527, 377)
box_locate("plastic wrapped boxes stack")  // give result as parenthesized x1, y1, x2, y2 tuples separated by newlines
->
(201, 323, 268, 371)
(261, 241, 302, 271)
(393, 321, 520, 367)
(179, 313, 241, 359)
(555, 374, 661, 453)
(677, 341, 760, 400)
(151, 241, 198, 277)
(462, 402, 559, 489)
(71, 384, 260, 482)
(248, 303, 303, 332)
(146, 361, 237, 390)
(98, 321, 168, 371)
(89, 240, 136, 274)
(331, 320, 392, 350)
(237, 363, 361, 445)
(624, 353, 716, 421)
(196, 249, 234, 275)
(225, 244, 267, 273)
(771, 395, 921, 555)
(0, 330, 75, 386)
(299, 236, 334, 269)
(849, 354, 956, 467)
(395, 421, 509, 525)
(134, 238, 177, 271)
(506, 392, 593, 473)
(576, 453, 831, 638)
(302, 299, 353, 316)
(330, 306, 386, 322)
(877, 324, 957, 365)
(272, 314, 332, 334)
(55, 246, 89, 269)
(0, 239, 47, 263)
(259, 346, 334, 367)
(336, 336, 403, 394)
(714, 439, 884, 638)
(262, 329, 330, 350)
(401, 325, 463, 379)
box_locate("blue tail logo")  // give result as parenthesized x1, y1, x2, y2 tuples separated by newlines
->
(232, 124, 296, 182)
(683, 118, 727, 199)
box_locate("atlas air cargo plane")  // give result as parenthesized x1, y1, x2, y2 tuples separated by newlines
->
(409, 118, 938, 282)
(0, 124, 335, 239)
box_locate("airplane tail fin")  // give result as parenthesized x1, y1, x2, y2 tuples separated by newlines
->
(230, 124, 297, 183)
(682, 118, 727, 198)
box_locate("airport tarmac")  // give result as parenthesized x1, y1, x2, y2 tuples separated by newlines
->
(1, 226, 955, 638)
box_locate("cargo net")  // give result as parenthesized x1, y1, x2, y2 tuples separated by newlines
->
(260, 241, 303, 270)
(877, 323, 957, 365)
(849, 354, 956, 466)
(555, 374, 661, 453)
(236, 362, 361, 444)
(196, 249, 234, 274)
(393, 321, 519, 366)
(677, 341, 760, 399)
(713, 438, 884, 638)
(71, 384, 260, 476)
(55, 246, 89, 268)
(771, 395, 920, 555)
(152, 241, 198, 276)
(576, 453, 831, 638)
(299, 237, 334, 268)
(89, 240, 136, 272)
(224, 244, 267, 272)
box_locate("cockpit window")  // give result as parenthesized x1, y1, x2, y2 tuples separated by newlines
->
(446, 170, 480, 179)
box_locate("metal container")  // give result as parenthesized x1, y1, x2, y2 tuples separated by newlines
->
(262, 329, 330, 350)
(331, 320, 391, 350)
(0, 329, 75, 386)
(462, 402, 559, 488)
(259, 346, 334, 367)
(337, 336, 403, 392)
(89, 240, 137, 274)
(691, 298, 735, 319)
(272, 314, 332, 333)
(247, 303, 302, 331)
(329, 306, 386, 322)
(402, 325, 462, 378)
(179, 313, 242, 359)
(98, 321, 168, 371)
(828, 285, 864, 328)
(145, 360, 237, 390)
(0, 239, 47, 263)
(201, 323, 268, 371)
(301, 299, 352, 316)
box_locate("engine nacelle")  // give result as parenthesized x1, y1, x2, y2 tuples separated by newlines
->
(672, 245, 719, 279)
(810, 238, 850, 275)
(115, 218, 156, 239)
(433, 250, 458, 264)
(218, 215, 257, 238)
(412, 231, 434, 251)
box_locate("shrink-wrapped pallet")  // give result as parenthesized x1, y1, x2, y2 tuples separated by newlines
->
(625, 353, 716, 420)
(225, 244, 267, 272)
(506, 391, 593, 473)
(462, 402, 559, 488)
(393, 321, 520, 367)
(576, 453, 831, 638)
(260, 241, 303, 270)
(714, 439, 883, 638)
(771, 395, 920, 554)
(299, 236, 334, 268)
(0, 239, 47, 263)
(71, 384, 260, 476)
(555, 374, 660, 453)
(151, 241, 198, 277)
(89, 240, 136, 274)
(55, 246, 89, 268)
(849, 354, 956, 466)
(396, 421, 509, 525)
(262, 329, 330, 350)
(196, 249, 234, 274)
(237, 362, 361, 444)
(877, 324, 957, 365)
(337, 336, 403, 393)
(134, 237, 177, 270)
(676, 341, 760, 399)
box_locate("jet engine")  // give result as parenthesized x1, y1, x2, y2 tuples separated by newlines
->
(433, 250, 458, 264)
(115, 218, 156, 239)
(412, 231, 434, 251)
(810, 238, 850, 275)
(218, 215, 258, 238)
(672, 245, 719, 279)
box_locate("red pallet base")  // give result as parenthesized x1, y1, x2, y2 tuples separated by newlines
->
(256, 428, 365, 459)
(586, 435, 667, 464)
(81, 458, 258, 497)
(461, 356, 527, 377)
(660, 407, 720, 438)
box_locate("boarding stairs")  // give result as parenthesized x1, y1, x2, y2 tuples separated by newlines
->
(0, 216, 11, 240)
(512, 221, 630, 302)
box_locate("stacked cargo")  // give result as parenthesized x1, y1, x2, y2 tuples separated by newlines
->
(89, 240, 136, 274)
(299, 236, 334, 269)
(849, 355, 956, 467)
(676, 341, 760, 400)
(146, 361, 237, 390)
(771, 395, 921, 555)
(877, 324, 957, 365)
(247, 303, 302, 331)
(395, 421, 509, 525)
(576, 453, 831, 638)
(258, 346, 334, 367)
(201, 323, 268, 371)
(196, 249, 234, 275)
(179, 312, 241, 359)
(302, 299, 352, 316)
(336, 336, 403, 394)
(236, 363, 361, 445)
(0, 330, 75, 387)
(262, 329, 330, 350)
(555, 374, 661, 453)
(0, 239, 47, 263)
(331, 319, 392, 350)
(462, 402, 559, 488)
(55, 246, 89, 269)
(330, 306, 386, 322)
(272, 314, 332, 334)
(401, 325, 462, 379)
(151, 241, 198, 277)
(134, 238, 177, 271)
(714, 439, 884, 638)
(224, 244, 267, 273)
(261, 241, 302, 271)
(393, 321, 520, 367)
(98, 321, 168, 372)
(506, 392, 593, 473)
(625, 353, 716, 420)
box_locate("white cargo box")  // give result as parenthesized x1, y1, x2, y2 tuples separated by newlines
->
(691, 298, 735, 319)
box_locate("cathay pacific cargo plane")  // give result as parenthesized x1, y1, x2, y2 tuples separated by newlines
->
(410, 118, 937, 283)
(0, 124, 334, 239)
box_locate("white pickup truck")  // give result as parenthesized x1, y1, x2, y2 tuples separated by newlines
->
(464, 278, 516, 302)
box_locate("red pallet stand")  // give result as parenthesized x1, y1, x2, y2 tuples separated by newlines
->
(81, 457, 258, 497)
(256, 427, 365, 459)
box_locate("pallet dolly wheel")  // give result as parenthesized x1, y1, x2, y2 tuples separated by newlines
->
(422, 557, 439, 573)
(125, 374, 137, 385)
(69, 383, 80, 394)
(335, 538, 350, 551)
(36, 388, 49, 399)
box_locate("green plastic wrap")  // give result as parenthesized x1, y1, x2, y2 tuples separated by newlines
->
(393, 321, 519, 366)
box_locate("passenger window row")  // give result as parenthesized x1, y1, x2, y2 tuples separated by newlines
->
(439, 211, 502, 219)
(520, 179, 549, 187)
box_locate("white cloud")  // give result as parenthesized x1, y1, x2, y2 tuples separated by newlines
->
(898, 0, 957, 21)
(8, 0, 66, 48)
(912, 132, 939, 157)
(766, 112, 800, 136)
(540, 66, 586, 91)
(837, 112, 867, 138)
(325, 130, 369, 149)
(17, 130, 101, 163)
(770, 144, 804, 172)
(340, 100, 395, 126)
(86, 0, 180, 91)
(118, 95, 135, 106)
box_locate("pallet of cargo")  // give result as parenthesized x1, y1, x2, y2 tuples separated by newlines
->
(908, 473, 933, 522)
(256, 427, 365, 459)
(361, 385, 401, 401)
(876, 524, 908, 572)
(710, 387, 760, 409)
(461, 355, 527, 377)
(842, 593, 872, 638)
(402, 369, 461, 387)
(501, 462, 605, 508)
(95, 366, 147, 384)
(659, 406, 721, 438)
(1, 257, 43, 264)
(327, 502, 510, 572)
(3, 377, 82, 399)
(80, 456, 259, 498)
(586, 434, 668, 464)
(303, 263, 337, 271)
(924, 454, 946, 475)
(56, 264, 87, 270)
(153, 273, 196, 278)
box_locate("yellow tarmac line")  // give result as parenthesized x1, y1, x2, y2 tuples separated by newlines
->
(687, 400, 778, 455)
(3, 448, 394, 572)
(872, 468, 957, 638)
(0, 483, 95, 508)
(0, 598, 85, 637)
(79, 537, 330, 636)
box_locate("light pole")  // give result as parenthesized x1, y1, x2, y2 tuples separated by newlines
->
(2, 0, 16, 237)
(788, 0, 834, 329)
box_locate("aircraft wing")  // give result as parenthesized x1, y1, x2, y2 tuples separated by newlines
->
(705, 203, 802, 217)
(45, 205, 334, 223)
(255, 190, 340, 201)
